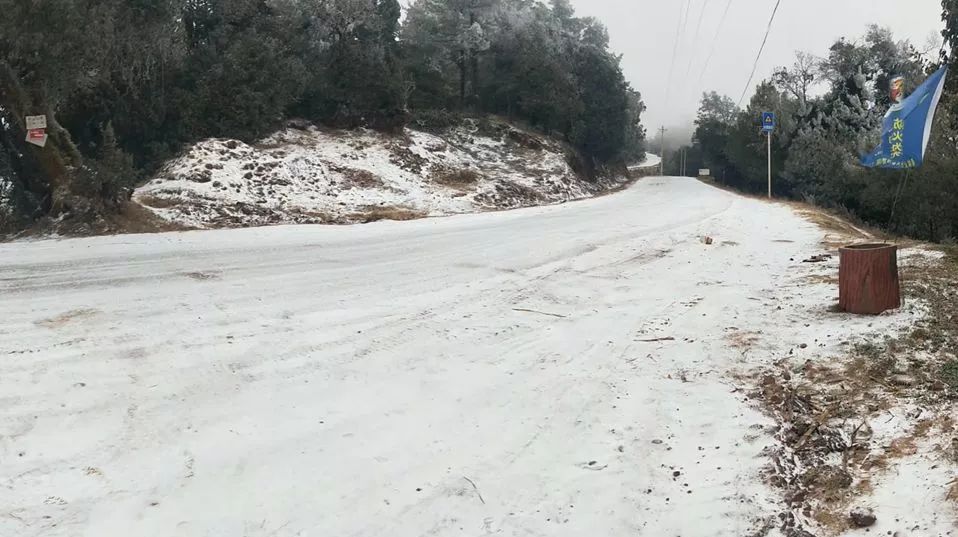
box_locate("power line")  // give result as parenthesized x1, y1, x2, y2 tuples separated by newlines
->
(737, 0, 783, 108)
(683, 0, 711, 82)
(680, 0, 694, 35)
(697, 0, 733, 86)
(664, 1, 687, 112)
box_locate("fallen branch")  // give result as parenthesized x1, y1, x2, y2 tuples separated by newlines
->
(463, 476, 485, 504)
(512, 308, 566, 319)
(795, 404, 839, 451)
(843, 420, 868, 470)
(636, 337, 676, 343)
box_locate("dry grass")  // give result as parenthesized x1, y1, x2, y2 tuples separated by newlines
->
(748, 275, 958, 536)
(791, 206, 872, 239)
(388, 143, 428, 174)
(110, 201, 192, 234)
(134, 195, 182, 210)
(352, 207, 425, 224)
(326, 164, 383, 189)
(725, 330, 762, 351)
(36, 308, 100, 329)
(897, 246, 958, 363)
(947, 481, 958, 503)
(800, 273, 840, 285)
(18, 200, 192, 239)
(287, 208, 334, 224)
(725, 188, 958, 533)
(342, 168, 383, 189)
(431, 166, 481, 190)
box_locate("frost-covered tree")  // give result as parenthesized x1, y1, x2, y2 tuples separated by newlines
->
(174, 0, 308, 140)
(298, 0, 407, 129)
(942, 0, 958, 94)
(721, 82, 800, 194)
(621, 89, 648, 164)
(692, 92, 738, 179)
(401, 0, 497, 109)
(402, 0, 644, 167)
(773, 52, 818, 110)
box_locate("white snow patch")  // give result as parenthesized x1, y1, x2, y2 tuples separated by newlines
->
(629, 152, 662, 170)
(844, 440, 957, 536)
(0, 174, 14, 226)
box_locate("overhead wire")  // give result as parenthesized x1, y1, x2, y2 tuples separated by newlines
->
(680, 0, 694, 35)
(697, 0, 733, 86)
(683, 0, 711, 82)
(663, 1, 688, 112)
(736, 0, 783, 108)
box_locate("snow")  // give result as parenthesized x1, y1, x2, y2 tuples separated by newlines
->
(845, 442, 957, 536)
(841, 404, 957, 536)
(0, 174, 14, 227)
(629, 152, 662, 170)
(1, 178, 953, 536)
(134, 122, 619, 229)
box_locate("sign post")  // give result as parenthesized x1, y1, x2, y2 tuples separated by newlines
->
(25, 115, 48, 148)
(762, 112, 775, 198)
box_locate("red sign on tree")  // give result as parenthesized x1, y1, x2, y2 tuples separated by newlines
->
(25, 115, 48, 147)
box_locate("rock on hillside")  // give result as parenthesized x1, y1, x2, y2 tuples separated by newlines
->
(134, 119, 629, 229)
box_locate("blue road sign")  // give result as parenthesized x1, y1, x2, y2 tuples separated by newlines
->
(762, 112, 775, 133)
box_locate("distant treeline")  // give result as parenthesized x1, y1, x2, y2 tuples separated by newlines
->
(673, 3, 958, 243)
(0, 0, 646, 233)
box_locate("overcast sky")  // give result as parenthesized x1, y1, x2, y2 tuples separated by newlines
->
(569, 0, 945, 137)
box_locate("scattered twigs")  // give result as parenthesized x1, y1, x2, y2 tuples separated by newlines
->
(844, 420, 868, 470)
(512, 308, 566, 319)
(463, 476, 485, 505)
(794, 404, 839, 451)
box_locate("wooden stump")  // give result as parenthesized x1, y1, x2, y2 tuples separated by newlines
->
(839, 243, 901, 315)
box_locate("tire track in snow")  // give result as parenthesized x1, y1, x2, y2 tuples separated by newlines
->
(2, 178, 825, 537)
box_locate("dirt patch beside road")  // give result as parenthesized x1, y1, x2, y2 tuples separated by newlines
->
(741, 211, 958, 536)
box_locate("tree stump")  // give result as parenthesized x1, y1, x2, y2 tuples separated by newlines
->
(839, 243, 901, 315)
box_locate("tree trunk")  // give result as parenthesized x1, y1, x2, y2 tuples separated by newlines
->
(469, 12, 479, 110)
(839, 243, 901, 315)
(458, 49, 466, 109)
(0, 62, 82, 215)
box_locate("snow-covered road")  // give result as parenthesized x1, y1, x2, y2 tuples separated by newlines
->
(2, 178, 844, 536)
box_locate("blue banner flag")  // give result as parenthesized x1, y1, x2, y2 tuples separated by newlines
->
(861, 67, 948, 169)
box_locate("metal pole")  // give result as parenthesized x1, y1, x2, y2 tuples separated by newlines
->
(767, 131, 772, 198)
(660, 126, 666, 176)
(888, 170, 911, 229)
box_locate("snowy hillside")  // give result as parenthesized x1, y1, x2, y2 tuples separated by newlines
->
(134, 120, 628, 229)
